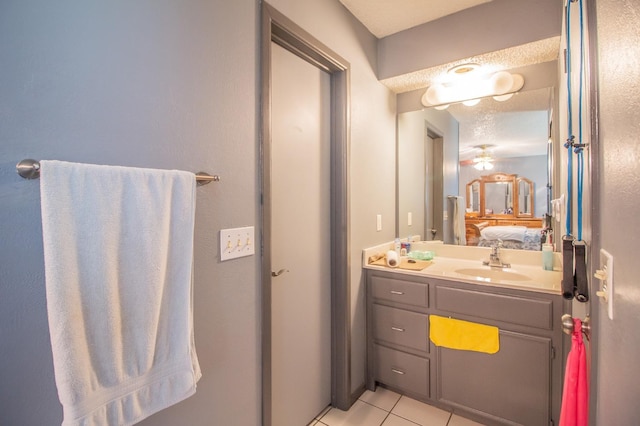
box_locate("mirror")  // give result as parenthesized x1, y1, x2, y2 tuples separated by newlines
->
(517, 177, 534, 217)
(467, 173, 535, 218)
(484, 181, 513, 215)
(397, 86, 556, 249)
(467, 180, 480, 213)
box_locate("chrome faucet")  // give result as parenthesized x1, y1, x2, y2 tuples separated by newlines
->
(483, 240, 510, 268)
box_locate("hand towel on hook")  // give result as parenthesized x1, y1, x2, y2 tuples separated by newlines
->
(40, 160, 201, 426)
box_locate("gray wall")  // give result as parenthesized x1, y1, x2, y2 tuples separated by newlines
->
(0, 0, 395, 424)
(0, 2, 260, 425)
(593, 0, 640, 423)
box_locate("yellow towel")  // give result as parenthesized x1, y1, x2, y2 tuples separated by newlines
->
(429, 315, 500, 354)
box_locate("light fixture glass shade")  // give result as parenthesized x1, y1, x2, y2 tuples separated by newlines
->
(462, 98, 481, 106)
(493, 93, 514, 102)
(490, 71, 514, 94)
(472, 145, 494, 170)
(421, 71, 525, 108)
(473, 160, 494, 170)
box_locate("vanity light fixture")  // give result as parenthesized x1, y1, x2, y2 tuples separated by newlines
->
(421, 64, 525, 109)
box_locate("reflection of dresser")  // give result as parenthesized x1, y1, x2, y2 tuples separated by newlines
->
(465, 217, 544, 246)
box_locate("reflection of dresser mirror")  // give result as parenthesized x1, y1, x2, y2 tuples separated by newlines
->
(466, 173, 534, 218)
(465, 173, 542, 245)
(516, 176, 534, 217)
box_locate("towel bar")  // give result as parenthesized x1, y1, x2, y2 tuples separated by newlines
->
(16, 159, 220, 186)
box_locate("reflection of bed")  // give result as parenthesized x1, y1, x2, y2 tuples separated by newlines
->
(469, 222, 542, 251)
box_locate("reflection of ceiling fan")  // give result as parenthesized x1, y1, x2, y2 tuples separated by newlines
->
(473, 145, 494, 170)
(460, 145, 496, 170)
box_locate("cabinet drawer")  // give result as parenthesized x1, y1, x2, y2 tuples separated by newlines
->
(372, 304, 429, 352)
(374, 344, 429, 398)
(435, 286, 553, 330)
(371, 276, 428, 307)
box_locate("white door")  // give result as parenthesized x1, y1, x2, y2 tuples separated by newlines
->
(270, 42, 332, 426)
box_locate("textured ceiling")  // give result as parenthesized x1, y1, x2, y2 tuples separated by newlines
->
(452, 87, 552, 161)
(340, 0, 559, 160)
(338, 0, 491, 38)
(381, 36, 560, 94)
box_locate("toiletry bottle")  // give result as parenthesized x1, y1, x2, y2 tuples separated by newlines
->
(542, 243, 553, 271)
(394, 238, 401, 256)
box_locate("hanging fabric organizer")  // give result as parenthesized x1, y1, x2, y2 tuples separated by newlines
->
(561, 0, 589, 303)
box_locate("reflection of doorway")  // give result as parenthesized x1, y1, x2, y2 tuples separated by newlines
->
(424, 134, 434, 239)
(428, 129, 444, 241)
(261, 5, 351, 426)
(397, 119, 444, 241)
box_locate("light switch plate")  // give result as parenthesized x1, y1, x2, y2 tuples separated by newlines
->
(376, 214, 382, 231)
(220, 226, 255, 261)
(601, 249, 614, 320)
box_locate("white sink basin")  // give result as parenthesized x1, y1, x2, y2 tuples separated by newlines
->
(454, 267, 531, 282)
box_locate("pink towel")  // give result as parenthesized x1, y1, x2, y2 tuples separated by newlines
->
(559, 318, 589, 426)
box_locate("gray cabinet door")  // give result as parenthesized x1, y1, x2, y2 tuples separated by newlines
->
(437, 330, 551, 426)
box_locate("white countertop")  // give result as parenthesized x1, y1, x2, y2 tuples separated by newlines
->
(363, 241, 563, 295)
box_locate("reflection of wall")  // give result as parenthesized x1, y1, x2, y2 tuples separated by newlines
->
(398, 112, 427, 239)
(459, 155, 548, 217)
(398, 109, 459, 243)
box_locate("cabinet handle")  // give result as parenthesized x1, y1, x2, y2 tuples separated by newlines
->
(390, 290, 404, 295)
(391, 369, 405, 375)
(391, 326, 405, 332)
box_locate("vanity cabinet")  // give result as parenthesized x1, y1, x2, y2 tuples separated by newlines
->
(366, 269, 565, 426)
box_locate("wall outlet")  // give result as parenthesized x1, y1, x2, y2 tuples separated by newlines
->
(408, 212, 412, 226)
(376, 214, 382, 231)
(220, 226, 255, 261)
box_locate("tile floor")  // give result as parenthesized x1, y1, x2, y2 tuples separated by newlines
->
(308, 387, 485, 426)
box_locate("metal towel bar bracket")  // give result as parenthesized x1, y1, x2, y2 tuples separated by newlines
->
(16, 159, 220, 186)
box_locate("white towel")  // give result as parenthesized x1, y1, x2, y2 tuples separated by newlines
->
(451, 196, 467, 246)
(40, 160, 201, 426)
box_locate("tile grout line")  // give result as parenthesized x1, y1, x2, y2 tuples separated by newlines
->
(444, 411, 453, 425)
(356, 398, 393, 426)
(389, 396, 453, 426)
(324, 392, 456, 426)
(384, 395, 424, 426)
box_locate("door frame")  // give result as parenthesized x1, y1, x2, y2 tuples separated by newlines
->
(260, 4, 351, 425)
